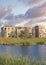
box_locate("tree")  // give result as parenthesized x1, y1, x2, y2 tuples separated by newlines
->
(20, 30, 25, 38)
(9, 31, 16, 38)
(20, 27, 29, 38)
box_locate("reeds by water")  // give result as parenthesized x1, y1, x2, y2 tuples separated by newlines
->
(0, 55, 46, 65)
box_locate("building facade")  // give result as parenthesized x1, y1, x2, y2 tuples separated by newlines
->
(1, 25, 46, 38)
(33, 25, 46, 38)
(15, 26, 32, 38)
(1, 26, 15, 37)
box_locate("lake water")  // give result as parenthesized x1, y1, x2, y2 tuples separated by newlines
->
(0, 45, 46, 59)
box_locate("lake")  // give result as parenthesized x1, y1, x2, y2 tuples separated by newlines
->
(0, 45, 46, 59)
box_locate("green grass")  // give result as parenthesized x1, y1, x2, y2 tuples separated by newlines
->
(0, 55, 30, 65)
(0, 37, 46, 45)
(0, 54, 46, 65)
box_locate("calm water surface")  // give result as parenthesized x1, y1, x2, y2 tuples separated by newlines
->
(0, 45, 46, 58)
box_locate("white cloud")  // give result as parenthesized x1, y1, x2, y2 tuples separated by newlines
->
(15, 19, 31, 26)
(0, 0, 46, 26)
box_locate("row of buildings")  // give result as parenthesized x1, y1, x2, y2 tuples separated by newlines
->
(1, 25, 46, 38)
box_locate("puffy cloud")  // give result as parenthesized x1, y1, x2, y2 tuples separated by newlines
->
(25, 0, 40, 4)
(0, 4, 15, 26)
(20, 0, 46, 5)
(22, 1, 46, 26)
(0, 5, 14, 19)
(4, 1, 46, 26)
(0, 0, 46, 26)
(25, 2, 46, 19)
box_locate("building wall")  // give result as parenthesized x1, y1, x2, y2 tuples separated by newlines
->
(1, 25, 46, 38)
(34, 25, 46, 38)
(39, 26, 46, 38)
(15, 27, 32, 38)
(1, 26, 15, 37)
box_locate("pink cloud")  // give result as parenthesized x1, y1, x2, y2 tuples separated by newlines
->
(22, 0, 42, 5)
(0, 5, 14, 19)
(0, 4, 4, 10)
(40, 7, 46, 14)
(26, 0, 40, 3)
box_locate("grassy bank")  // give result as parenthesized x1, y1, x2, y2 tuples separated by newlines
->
(0, 55, 46, 65)
(0, 55, 30, 65)
(0, 37, 46, 45)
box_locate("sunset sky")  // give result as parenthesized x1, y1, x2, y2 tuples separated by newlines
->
(0, 0, 46, 26)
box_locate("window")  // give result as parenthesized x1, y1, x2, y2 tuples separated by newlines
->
(12, 28, 13, 29)
(40, 35, 41, 37)
(5, 28, 6, 30)
(1, 27, 3, 30)
(8, 28, 10, 30)
(45, 30, 46, 32)
(8, 33, 10, 35)
(16, 27, 22, 29)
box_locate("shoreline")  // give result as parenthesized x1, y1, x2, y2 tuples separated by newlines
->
(0, 37, 46, 45)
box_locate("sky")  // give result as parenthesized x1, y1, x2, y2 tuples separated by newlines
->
(0, 0, 29, 15)
(0, 0, 46, 26)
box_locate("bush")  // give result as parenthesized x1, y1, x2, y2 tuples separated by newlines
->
(21, 41, 30, 46)
(0, 55, 46, 65)
(36, 42, 45, 45)
(0, 55, 30, 65)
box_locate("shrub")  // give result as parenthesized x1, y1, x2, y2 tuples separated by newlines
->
(21, 41, 30, 46)
(36, 42, 45, 45)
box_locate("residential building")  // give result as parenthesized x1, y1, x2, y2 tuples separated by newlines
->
(15, 26, 32, 38)
(33, 25, 46, 38)
(1, 25, 46, 38)
(1, 26, 15, 37)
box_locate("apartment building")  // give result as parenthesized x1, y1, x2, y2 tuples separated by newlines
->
(1, 26, 15, 37)
(15, 26, 32, 38)
(1, 25, 46, 38)
(33, 25, 46, 38)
